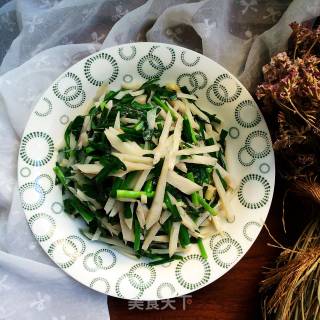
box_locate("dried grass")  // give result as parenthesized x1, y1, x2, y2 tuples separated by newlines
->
(260, 219, 320, 320)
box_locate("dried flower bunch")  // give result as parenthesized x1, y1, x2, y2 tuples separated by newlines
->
(256, 22, 320, 182)
(256, 22, 320, 320)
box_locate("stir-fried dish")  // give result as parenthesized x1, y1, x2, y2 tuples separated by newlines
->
(54, 79, 236, 265)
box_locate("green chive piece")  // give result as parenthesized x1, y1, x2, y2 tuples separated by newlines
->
(151, 96, 177, 120)
(164, 192, 181, 221)
(183, 115, 197, 143)
(198, 196, 218, 216)
(143, 179, 153, 193)
(53, 166, 67, 187)
(116, 190, 154, 199)
(69, 197, 94, 224)
(148, 255, 183, 266)
(110, 177, 123, 198)
(179, 225, 191, 248)
(216, 169, 228, 190)
(134, 216, 141, 252)
(197, 238, 208, 259)
(134, 120, 144, 131)
(123, 203, 133, 219)
(186, 172, 199, 206)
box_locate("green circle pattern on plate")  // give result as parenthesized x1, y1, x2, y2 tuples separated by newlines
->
(206, 73, 242, 106)
(212, 238, 243, 269)
(35, 97, 52, 117)
(209, 232, 232, 252)
(149, 45, 176, 70)
(116, 273, 144, 299)
(235, 100, 261, 128)
(53, 72, 82, 101)
(243, 221, 262, 241)
(118, 45, 137, 60)
(34, 174, 54, 195)
(59, 114, 69, 125)
(175, 254, 211, 290)
(64, 87, 86, 109)
(123, 74, 133, 83)
(19, 182, 45, 210)
(229, 126, 240, 139)
(137, 45, 176, 79)
(137, 54, 165, 79)
(51, 201, 63, 214)
(20, 167, 31, 178)
(259, 163, 271, 174)
(238, 146, 255, 167)
(84, 52, 119, 86)
(48, 238, 79, 269)
(83, 253, 100, 272)
(181, 50, 200, 67)
(177, 71, 207, 93)
(65, 235, 86, 257)
(20, 131, 54, 167)
(238, 173, 271, 209)
(128, 263, 156, 290)
(157, 282, 176, 299)
(245, 130, 271, 159)
(28, 212, 56, 242)
(90, 277, 110, 294)
(93, 249, 116, 270)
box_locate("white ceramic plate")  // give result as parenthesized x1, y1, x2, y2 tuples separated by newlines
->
(18, 42, 275, 300)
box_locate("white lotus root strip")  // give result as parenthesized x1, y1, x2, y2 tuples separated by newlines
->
(186, 100, 210, 123)
(121, 82, 141, 90)
(142, 222, 161, 251)
(146, 108, 157, 130)
(133, 169, 152, 191)
(212, 171, 235, 223)
(153, 112, 172, 164)
(134, 94, 147, 104)
(159, 210, 171, 224)
(136, 201, 147, 228)
(153, 235, 169, 242)
(176, 144, 220, 156)
(184, 101, 199, 130)
(73, 163, 103, 175)
(121, 161, 153, 172)
(94, 83, 109, 102)
(180, 155, 217, 166)
(145, 157, 170, 229)
(112, 153, 153, 165)
(169, 222, 181, 257)
(104, 197, 116, 214)
(168, 116, 183, 170)
(169, 99, 186, 113)
(215, 163, 236, 189)
(114, 111, 121, 130)
(118, 203, 134, 242)
(169, 194, 198, 232)
(175, 162, 188, 173)
(167, 170, 202, 195)
(177, 92, 197, 100)
(105, 128, 148, 155)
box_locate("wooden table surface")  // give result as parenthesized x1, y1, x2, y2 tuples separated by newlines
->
(108, 182, 292, 320)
